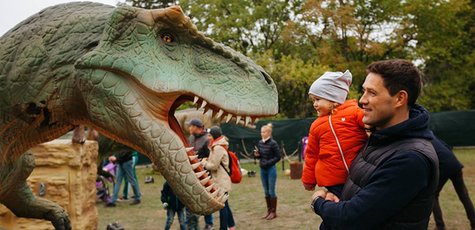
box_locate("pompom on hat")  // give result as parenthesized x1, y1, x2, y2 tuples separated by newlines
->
(308, 70, 352, 104)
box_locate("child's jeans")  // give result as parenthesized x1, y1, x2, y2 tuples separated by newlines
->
(165, 208, 186, 230)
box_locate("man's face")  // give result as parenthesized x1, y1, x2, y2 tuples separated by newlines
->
(359, 73, 398, 130)
(188, 125, 198, 135)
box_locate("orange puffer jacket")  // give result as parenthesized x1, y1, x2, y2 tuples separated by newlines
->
(302, 99, 368, 187)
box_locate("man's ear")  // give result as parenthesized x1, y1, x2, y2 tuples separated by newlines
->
(394, 90, 409, 108)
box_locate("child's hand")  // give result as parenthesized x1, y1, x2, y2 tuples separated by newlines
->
(325, 192, 340, 202)
(303, 183, 316, 191)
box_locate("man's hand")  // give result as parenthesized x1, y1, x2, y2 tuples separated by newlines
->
(303, 183, 316, 191)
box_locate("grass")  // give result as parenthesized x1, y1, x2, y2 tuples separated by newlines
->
(97, 149, 475, 230)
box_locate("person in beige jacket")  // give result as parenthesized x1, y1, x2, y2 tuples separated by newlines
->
(202, 126, 235, 230)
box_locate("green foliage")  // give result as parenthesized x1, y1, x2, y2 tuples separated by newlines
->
(398, 0, 475, 111)
(118, 0, 475, 116)
(179, 0, 301, 55)
(253, 52, 324, 118)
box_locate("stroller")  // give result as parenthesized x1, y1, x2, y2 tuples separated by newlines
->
(96, 161, 116, 203)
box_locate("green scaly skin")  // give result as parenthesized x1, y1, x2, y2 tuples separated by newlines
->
(0, 2, 278, 229)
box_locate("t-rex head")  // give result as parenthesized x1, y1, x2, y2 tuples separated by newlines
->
(75, 5, 278, 213)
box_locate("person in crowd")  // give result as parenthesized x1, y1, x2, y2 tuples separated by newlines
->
(106, 148, 141, 207)
(310, 59, 439, 229)
(161, 181, 187, 230)
(202, 126, 236, 230)
(431, 133, 475, 230)
(302, 70, 368, 198)
(186, 118, 214, 230)
(253, 123, 281, 220)
(120, 151, 139, 201)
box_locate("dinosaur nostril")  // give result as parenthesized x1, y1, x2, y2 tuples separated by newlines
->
(261, 71, 272, 85)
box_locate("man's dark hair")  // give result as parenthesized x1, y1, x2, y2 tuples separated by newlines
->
(366, 59, 423, 107)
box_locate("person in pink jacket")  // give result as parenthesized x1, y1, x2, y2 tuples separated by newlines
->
(302, 70, 368, 198)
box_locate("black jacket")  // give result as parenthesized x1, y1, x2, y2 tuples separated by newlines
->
(115, 149, 134, 164)
(189, 131, 210, 159)
(314, 105, 439, 230)
(256, 138, 281, 169)
(161, 182, 185, 211)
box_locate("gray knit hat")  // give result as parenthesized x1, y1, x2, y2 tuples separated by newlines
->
(308, 70, 352, 104)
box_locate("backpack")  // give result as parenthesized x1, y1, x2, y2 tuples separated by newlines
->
(215, 145, 242, 184)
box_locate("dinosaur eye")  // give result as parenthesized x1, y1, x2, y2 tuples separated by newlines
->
(160, 34, 175, 44)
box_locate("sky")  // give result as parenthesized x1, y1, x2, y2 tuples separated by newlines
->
(1, 0, 119, 36)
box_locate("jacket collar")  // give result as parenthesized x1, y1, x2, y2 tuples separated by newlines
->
(370, 104, 433, 144)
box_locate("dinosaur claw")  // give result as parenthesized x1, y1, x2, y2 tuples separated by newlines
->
(45, 208, 71, 230)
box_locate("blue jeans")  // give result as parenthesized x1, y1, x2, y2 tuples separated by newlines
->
(260, 165, 277, 197)
(111, 159, 141, 203)
(205, 214, 213, 225)
(122, 153, 138, 199)
(165, 208, 186, 230)
(219, 200, 235, 230)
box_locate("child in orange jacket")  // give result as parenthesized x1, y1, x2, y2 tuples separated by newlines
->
(301, 70, 368, 198)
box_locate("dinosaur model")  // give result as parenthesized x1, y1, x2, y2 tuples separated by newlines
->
(0, 2, 278, 229)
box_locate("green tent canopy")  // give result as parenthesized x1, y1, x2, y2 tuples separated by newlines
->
(220, 110, 475, 160)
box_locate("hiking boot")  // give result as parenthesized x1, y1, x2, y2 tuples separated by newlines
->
(130, 200, 141, 205)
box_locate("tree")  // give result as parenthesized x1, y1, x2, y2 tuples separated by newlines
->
(117, 0, 475, 116)
(397, 0, 475, 111)
(178, 0, 300, 55)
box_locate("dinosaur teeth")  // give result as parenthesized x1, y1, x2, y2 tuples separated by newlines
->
(195, 170, 206, 178)
(188, 155, 198, 161)
(215, 109, 224, 119)
(235, 115, 241, 124)
(217, 188, 225, 197)
(211, 189, 219, 198)
(193, 96, 199, 104)
(226, 114, 232, 123)
(205, 185, 213, 193)
(245, 116, 251, 126)
(219, 193, 229, 202)
(191, 162, 201, 170)
(200, 176, 211, 186)
(203, 106, 210, 114)
(200, 100, 207, 109)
